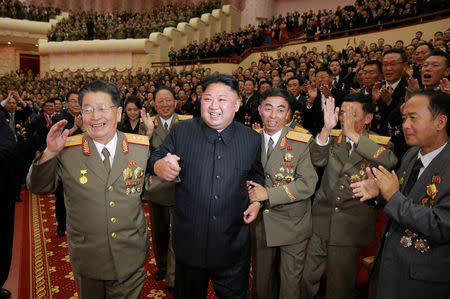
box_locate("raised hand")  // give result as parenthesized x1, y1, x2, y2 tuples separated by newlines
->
(380, 84, 393, 105)
(140, 107, 154, 137)
(323, 97, 339, 131)
(372, 166, 399, 201)
(439, 78, 450, 94)
(40, 120, 70, 163)
(307, 84, 317, 101)
(405, 77, 420, 101)
(372, 81, 381, 103)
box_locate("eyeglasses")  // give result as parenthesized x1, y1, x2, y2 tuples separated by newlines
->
(382, 61, 405, 68)
(81, 105, 116, 115)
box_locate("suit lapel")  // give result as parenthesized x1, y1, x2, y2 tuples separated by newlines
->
(265, 127, 287, 170)
(261, 132, 267, 167)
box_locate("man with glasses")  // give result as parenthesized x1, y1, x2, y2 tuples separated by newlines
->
(28, 80, 154, 298)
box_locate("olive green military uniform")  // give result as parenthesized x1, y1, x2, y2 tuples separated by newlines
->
(301, 130, 398, 299)
(145, 114, 180, 288)
(252, 127, 318, 299)
(29, 132, 150, 298)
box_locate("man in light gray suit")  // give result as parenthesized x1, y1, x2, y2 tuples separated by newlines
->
(248, 88, 318, 299)
(352, 90, 450, 299)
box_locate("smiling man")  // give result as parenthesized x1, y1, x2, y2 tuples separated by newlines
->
(421, 50, 449, 90)
(249, 88, 318, 299)
(149, 74, 264, 298)
(28, 80, 153, 298)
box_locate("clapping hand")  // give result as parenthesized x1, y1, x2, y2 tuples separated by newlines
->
(350, 167, 380, 201)
(141, 107, 154, 137)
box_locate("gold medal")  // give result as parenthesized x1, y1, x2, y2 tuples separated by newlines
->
(122, 168, 133, 180)
(134, 166, 144, 179)
(426, 184, 438, 199)
(285, 175, 294, 183)
(360, 170, 365, 176)
(350, 174, 360, 183)
(284, 153, 294, 162)
(275, 173, 284, 181)
(79, 170, 88, 184)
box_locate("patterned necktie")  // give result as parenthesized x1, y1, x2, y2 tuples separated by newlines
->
(102, 147, 111, 173)
(164, 122, 169, 133)
(267, 137, 274, 159)
(403, 158, 423, 197)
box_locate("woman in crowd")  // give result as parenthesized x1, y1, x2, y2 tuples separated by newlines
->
(118, 95, 154, 136)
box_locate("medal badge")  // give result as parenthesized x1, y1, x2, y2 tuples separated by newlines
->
(79, 170, 88, 184)
(123, 168, 133, 180)
(284, 153, 294, 162)
(426, 184, 438, 199)
(134, 167, 144, 179)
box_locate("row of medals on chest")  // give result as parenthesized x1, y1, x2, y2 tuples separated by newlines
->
(274, 152, 295, 187)
(79, 161, 144, 195)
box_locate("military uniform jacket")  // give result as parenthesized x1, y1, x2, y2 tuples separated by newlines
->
(261, 127, 318, 247)
(310, 130, 397, 246)
(29, 131, 150, 281)
(146, 114, 180, 206)
(370, 144, 450, 299)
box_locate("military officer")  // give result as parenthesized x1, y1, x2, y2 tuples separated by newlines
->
(248, 88, 318, 299)
(28, 80, 153, 298)
(145, 86, 191, 290)
(300, 93, 398, 299)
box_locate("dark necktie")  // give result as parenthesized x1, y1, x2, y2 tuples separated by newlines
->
(267, 137, 274, 159)
(164, 122, 169, 133)
(102, 147, 111, 173)
(403, 158, 423, 196)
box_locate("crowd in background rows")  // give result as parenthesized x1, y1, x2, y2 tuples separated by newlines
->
(0, 0, 60, 22)
(47, 0, 222, 41)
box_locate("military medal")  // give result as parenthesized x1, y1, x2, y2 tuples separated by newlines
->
(414, 239, 430, 253)
(350, 174, 360, 183)
(284, 175, 294, 183)
(123, 168, 133, 180)
(79, 170, 88, 184)
(279, 167, 285, 173)
(134, 167, 144, 179)
(131, 187, 136, 194)
(275, 173, 284, 181)
(284, 153, 294, 162)
(426, 184, 438, 199)
(126, 187, 131, 195)
(399, 171, 406, 185)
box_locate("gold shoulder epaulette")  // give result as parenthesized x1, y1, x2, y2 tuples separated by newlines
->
(124, 133, 149, 146)
(177, 115, 193, 121)
(64, 134, 83, 147)
(330, 129, 342, 137)
(368, 134, 391, 145)
(254, 128, 262, 133)
(293, 125, 310, 134)
(286, 131, 312, 143)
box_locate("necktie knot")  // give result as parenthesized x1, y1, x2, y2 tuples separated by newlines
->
(102, 147, 111, 173)
(164, 122, 169, 132)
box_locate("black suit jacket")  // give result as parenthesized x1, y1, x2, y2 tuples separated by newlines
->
(149, 119, 264, 268)
(369, 144, 450, 299)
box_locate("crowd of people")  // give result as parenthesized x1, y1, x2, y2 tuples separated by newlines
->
(47, 0, 221, 41)
(0, 0, 60, 22)
(0, 0, 449, 295)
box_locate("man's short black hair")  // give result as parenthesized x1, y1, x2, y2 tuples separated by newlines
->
(154, 86, 176, 99)
(411, 89, 450, 135)
(42, 98, 55, 108)
(258, 80, 272, 87)
(342, 93, 375, 115)
(364, 60, 383, 74)
(383, 48, 409, 63)
(429, 49, 449, 68)
(260, 88, 294, 111)
(201, 74, 240, 97)
(417, 42, 434, 52)
(243, 77, 256, 85)
(315, 67, 332, 76)
(329, 59, 341, 66)
(286, 76, 301, 85)
(66, 90, 79, 102)
(79, 80, 121, 107)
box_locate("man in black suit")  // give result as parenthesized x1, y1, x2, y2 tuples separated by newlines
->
(373, 48, 409, 160)
(0, 91, 33, 202)
(0, 110, 17, 299)
(352, 90, 450, 299)
(301, 67, 347, 136)
(149, 74, 264, 299)
(31, 99, 55, 153)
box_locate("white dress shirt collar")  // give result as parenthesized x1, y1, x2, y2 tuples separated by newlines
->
(263, 128, 283, 154)
(93, 133, 118, 167)
(417, 142, 447, 178)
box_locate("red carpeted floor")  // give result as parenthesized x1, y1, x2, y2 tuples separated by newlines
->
(26, 191, 217, 299)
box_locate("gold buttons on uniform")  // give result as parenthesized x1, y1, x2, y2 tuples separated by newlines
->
(111, 232, 117, 238)
(109, 201, 115, 207)
(108, 186, 114, 191)
(264, 209, 270, 214)
(339, 185, 344, 190)
(335, 207, 340, 213)
(336, 197, 341, 202)
(111, 217, 116, 223)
